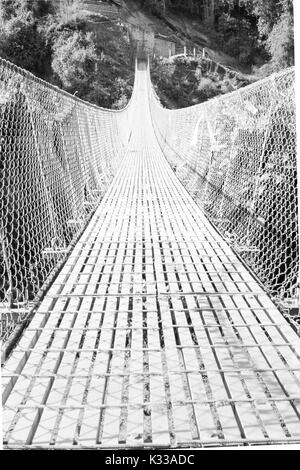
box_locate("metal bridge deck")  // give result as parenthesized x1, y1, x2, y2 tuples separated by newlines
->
(2, 63, 300, 449)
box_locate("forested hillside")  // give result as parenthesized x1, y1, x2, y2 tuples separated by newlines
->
(141, 0, 294, 73)
(0, 0, 135, 108)
(0, 0, 295, 109)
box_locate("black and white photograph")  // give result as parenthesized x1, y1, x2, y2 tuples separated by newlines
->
(0, 0, 299, 453)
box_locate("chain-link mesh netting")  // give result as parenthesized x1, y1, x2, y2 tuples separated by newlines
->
(149, 66, 299, 315)
(0, 58, 134, 342)
(1, 57, 298, 343)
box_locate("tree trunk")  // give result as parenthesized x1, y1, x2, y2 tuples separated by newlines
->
(203, 0, 215, 24)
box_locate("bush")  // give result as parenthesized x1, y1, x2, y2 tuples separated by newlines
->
(196, 77, 219, 100)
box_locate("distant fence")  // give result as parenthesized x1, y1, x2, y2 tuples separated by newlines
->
(153, 41, 242, 85)
(170, 46, 243, 84)
(154, 37, 176, 58)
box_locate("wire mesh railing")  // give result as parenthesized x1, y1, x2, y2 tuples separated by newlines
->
(148, 65, 299, 315)
(0, 57, 134, 342)
(1, 55, 298, 343)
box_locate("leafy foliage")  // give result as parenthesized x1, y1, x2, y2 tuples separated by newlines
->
(215, 11, 259, 66)
(52, 30, 98, 91)
(0, 0, 295, 108)
(0, 0, 53, 21)
(141, 1, 294, 72)
(215, 0, 294, 72)
(56, 0, 85, 24)
(151, 55, 248, 108)
(22, 0, 53, 18)
(264, 10, 294, 72)
(0, 0, 19, 21)
(0, 0, 134, 108)
(0, 9, 50, 76)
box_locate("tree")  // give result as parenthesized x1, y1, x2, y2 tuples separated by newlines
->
(215, 0, 294, 71)
(0, 0, 20, 21)
(21, 0, 53, 18)
(57, 0, 85, 23)
(250, 0, 294, 71)
(246, 0, 293, 38)
(52, 31, 98, 94)
(0, 0, 53, 22)
(140, 0, 167, 16)
(0, 10, 49, 76)
(265, 10, 294, 70)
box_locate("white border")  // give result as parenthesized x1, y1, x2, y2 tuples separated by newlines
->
(0, 1, 299, 453)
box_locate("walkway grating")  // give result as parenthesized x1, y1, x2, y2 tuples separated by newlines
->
(2, 61, 300, 449)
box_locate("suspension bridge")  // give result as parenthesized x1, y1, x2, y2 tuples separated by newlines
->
(1, 57, 299, 449)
